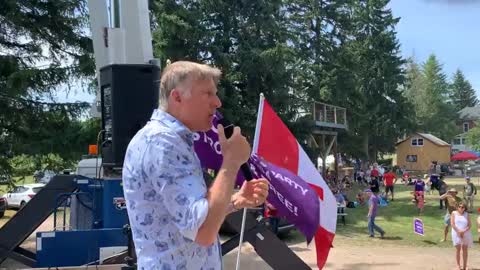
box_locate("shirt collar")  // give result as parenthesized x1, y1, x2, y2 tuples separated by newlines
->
(150, 109, 194, 145)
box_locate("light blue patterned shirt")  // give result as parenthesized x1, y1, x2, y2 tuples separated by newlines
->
(122, 109, 222, 270)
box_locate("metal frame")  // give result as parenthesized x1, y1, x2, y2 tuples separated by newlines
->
(0, 175, 78, 266)
(221, 210, 311, 270)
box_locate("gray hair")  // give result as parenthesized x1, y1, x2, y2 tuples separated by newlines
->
(158, 61, 222, 110)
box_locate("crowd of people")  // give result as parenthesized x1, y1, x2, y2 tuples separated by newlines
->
(339, 162, 480, 270)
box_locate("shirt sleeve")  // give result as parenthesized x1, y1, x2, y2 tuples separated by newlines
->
(143, 132, 209, 241)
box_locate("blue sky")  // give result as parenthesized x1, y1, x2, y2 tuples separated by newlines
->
(58, 0, 480, 102)
(389, 0, 480, 94)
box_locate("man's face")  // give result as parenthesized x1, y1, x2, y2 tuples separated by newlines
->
(177, 78, 222, 132)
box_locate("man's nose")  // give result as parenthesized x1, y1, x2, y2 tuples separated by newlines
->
(214, 95, 222, 108)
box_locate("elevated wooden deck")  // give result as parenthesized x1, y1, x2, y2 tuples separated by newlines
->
(312, 102, 347, 131)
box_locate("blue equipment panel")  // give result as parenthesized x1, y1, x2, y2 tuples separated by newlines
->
(102, 179, 128, 228)
(36, 228, 128, 267)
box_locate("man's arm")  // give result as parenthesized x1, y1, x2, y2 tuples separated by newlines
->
(195, 162, 240, 245)
(195, 125, 251, 246)
(439, 193, 449, 200)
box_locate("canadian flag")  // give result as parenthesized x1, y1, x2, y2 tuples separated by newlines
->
(252, 96, 337, 269)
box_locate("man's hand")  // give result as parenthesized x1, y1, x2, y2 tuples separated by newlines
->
(232, 178, 269, 209)
(217, 124, 251, 169)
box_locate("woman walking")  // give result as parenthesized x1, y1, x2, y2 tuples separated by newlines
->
(451, 202, 473, 270)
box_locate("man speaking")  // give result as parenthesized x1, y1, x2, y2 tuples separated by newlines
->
(122, 61, 269, 270)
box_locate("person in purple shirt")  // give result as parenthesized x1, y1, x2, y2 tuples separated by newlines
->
(365, 189, 385, 238)
(413, 177, 425, 215)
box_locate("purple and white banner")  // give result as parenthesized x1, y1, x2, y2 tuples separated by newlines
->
(193, 114, 320, 242)
(414, 218, 424, 236)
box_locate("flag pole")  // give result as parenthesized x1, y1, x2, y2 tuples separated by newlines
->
(235, 93, 265, 270)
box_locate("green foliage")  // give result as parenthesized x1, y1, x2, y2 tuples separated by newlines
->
(405, 54, 459, 142)
(152, 0, 299, 140)
(338, 0, 414, 161)
(9, 155, 36, 178)
(151, 0, 418, 161)
(466, 122, 480, 151)
(0, 0, 95, 174)
(5, 0, 475, 169)
(450, 69, 478, 111)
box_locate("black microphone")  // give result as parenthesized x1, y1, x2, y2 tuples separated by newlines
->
(217, 118, 253, 181)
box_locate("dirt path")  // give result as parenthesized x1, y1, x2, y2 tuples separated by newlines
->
(3, 236, 480, 269)
(2, 212, 480, 270)
(223, 240, 480, 270)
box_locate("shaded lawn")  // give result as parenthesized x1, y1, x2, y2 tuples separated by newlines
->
(333, 177, 480, 247)
(0, 176, 35, 195)
(284, 177, 480, 248)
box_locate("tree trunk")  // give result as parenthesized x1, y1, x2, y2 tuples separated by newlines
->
(363, 132, 369, 163)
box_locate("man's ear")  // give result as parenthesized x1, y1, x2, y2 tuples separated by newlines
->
(170, 89, 182, 103)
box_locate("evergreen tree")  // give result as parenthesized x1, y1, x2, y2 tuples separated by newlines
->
(404, 57, 426, 122)
(418, 54, 458, 141)
(450, 69, 478, 111)
(344, 0, 413, 161)
(0, 0, 94, 176)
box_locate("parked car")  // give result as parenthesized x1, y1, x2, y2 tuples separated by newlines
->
(2, 183, 45, 209)
(0, 197, 6, 218)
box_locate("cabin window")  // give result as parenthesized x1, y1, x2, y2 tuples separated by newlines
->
(406, 155, 417, 162)
(463, 122, 470, 133)
(411, 138, 424, 146)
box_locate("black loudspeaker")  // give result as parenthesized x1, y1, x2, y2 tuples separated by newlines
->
(100, 64, 160, 168)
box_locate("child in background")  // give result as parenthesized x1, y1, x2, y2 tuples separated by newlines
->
(402, 170, 410, 184)
(412, 176, 425, 215)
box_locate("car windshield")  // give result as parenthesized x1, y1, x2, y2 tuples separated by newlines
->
(32, 187, 43, 193)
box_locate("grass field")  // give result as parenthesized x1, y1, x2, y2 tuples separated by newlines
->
(0, 176, 35, 194)
(328, 177, 480, 247)
(2, 175, 480, 249)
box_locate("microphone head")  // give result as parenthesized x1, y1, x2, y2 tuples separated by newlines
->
(217, 117, 232, 127)
(217, 118, 234, 138)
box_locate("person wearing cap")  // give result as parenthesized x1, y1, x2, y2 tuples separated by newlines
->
(463, 177, 477, 212)
(364, 189, 385, 238)
(439, 188, 462, 242)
